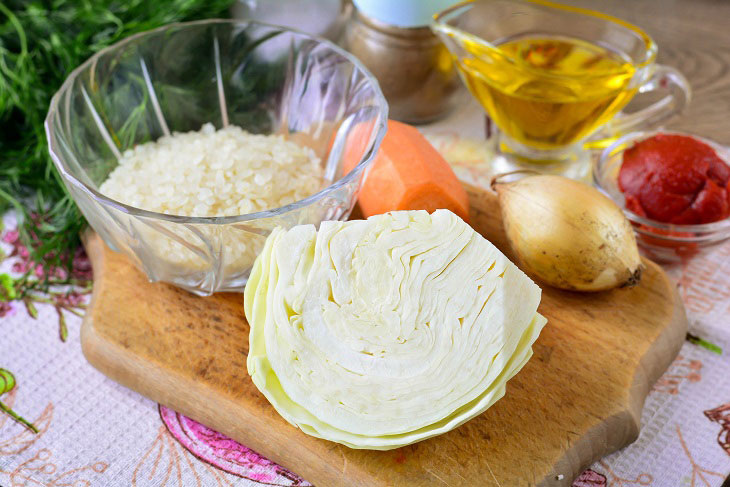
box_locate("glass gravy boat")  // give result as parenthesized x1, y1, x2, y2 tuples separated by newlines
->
(432, 0, 691, 179)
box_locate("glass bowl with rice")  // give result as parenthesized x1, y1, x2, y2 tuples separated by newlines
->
(45, 19, 388, 295)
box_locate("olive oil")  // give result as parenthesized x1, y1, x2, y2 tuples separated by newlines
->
(459, 35, 637, 150)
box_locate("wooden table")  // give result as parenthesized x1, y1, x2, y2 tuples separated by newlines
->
(559, 0, 730, 145)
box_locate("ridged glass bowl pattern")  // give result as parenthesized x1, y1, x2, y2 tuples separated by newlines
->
(45, 20, 388, 295)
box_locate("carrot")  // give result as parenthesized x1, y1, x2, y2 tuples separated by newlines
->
(343, 120, 470, 222)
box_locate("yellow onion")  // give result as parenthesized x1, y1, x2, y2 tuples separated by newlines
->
(494, 174, 642, 292)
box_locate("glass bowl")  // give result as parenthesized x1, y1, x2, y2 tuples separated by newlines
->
(594, 130, 730, 263)
(45, 19, 388, 295)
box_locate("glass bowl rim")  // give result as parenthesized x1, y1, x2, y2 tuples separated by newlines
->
(594, 129, 730, 237)
(44, 18, 389, 225)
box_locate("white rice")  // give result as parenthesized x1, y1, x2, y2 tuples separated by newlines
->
(101, 123, 323, 217)
(99, 123, 324, 273)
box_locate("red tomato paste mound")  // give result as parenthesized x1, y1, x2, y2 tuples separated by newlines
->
(618, 134, 730, 224)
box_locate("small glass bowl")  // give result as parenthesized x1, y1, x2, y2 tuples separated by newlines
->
(594, 130, 730, 263)
(45, 20, 388, 295)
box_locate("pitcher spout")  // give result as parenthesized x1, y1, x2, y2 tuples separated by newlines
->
(430, 1, 499, 62)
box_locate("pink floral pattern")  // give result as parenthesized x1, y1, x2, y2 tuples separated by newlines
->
(651, 355, 703, 394)
(0, 300, 17, 318)
(705, 403, 730, 456)
(159, 406, 309, 486)
(572, 469, 607, 487)
(2, 225, 92, 282)
(1, 223, 92, 342)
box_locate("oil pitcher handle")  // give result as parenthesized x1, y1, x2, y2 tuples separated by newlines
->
(588, 65, 691, 148)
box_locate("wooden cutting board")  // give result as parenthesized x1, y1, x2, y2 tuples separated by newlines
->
(80, 183, 687, 486)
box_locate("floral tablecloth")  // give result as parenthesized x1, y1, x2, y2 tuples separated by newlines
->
(2, 99, 730, 487)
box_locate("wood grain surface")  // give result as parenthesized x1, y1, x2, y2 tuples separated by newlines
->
(81, 184, 688, 487)
(560, 0, 730, 145)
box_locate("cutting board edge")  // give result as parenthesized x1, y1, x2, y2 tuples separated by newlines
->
(80, 314, 375, 486)
(539, 261, 688, 486)
(79, 232, 374, 486)
(79, 182, 691, 487)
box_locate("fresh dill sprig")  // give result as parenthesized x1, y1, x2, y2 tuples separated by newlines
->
(0, 0, 234, 278)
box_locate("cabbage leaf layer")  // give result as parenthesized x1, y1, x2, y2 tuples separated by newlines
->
(245, 210, 546, 450)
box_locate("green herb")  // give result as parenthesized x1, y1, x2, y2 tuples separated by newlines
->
(0, 368, 38, 433)
(23, 297, 38, 319)
(0, 0, 234, 278)
(686, 332, 722, 355)
(0, 273, 16, 300)
(56, 306, 67, 342)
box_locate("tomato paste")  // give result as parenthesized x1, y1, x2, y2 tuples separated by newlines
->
(619, 134, 730, 224)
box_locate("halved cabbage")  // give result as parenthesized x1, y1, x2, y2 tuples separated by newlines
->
(245, 210, 546, 450)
